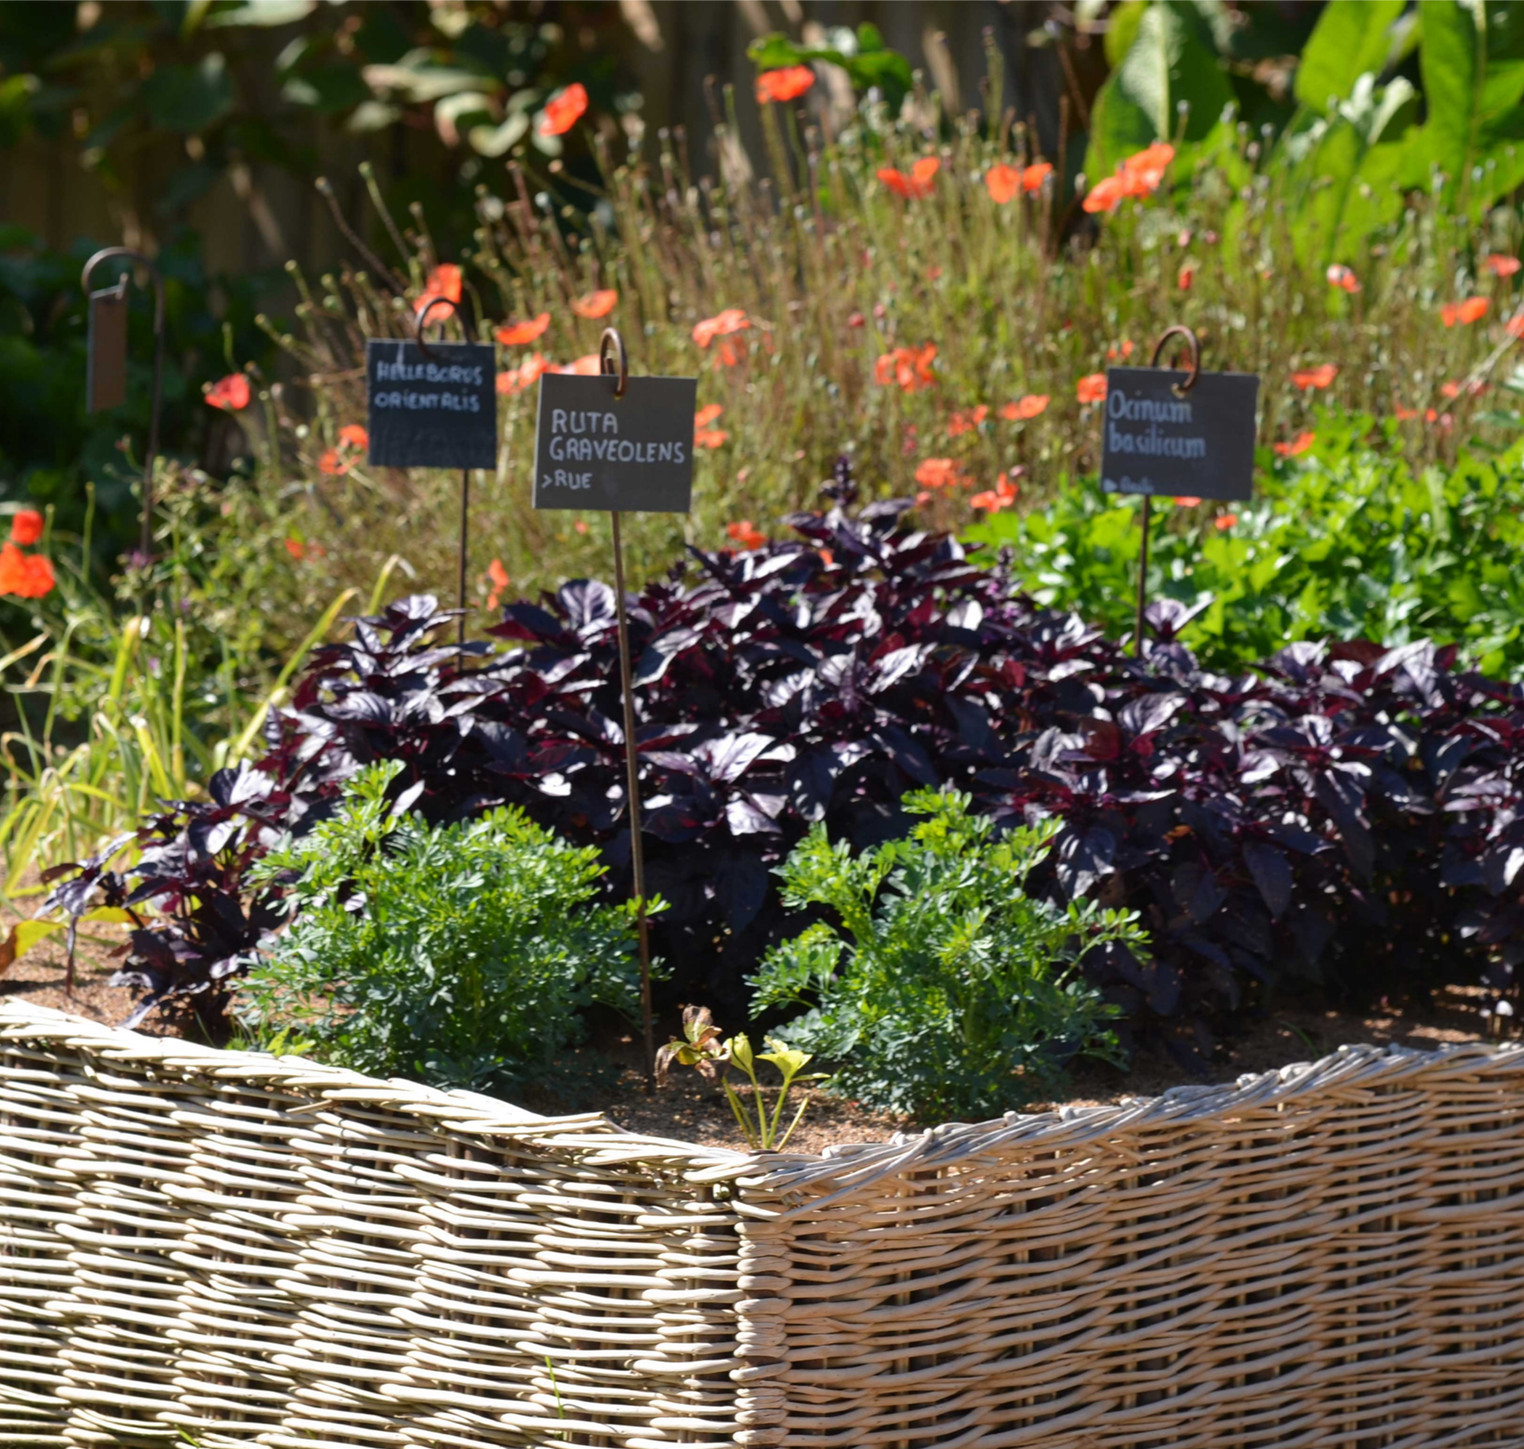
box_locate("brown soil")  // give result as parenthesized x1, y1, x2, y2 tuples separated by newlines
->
(1, 907, 1503, 1156)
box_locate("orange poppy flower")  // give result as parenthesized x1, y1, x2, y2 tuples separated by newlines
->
(0, 543, 53, 598)
(565, 354, 601, 375)
(539, 83, 588, 137)
(1325, 264, 1361, 294)
(970, 473, 1019, 513)
(984, 164, 1020, 204)
(1178, 264, 1195, 291)
(1274, 431, 1315, 457)
(1291, 363, 1337, 390)
(877, 157, 940, 200)
(1082, 174, 1130, 214)
(694, 427, 730, 449)
(416, 263, 462, 311)
(914, 457, 963, 489)
(205, 374, 251, 411)
(1214, 513, 1238, 531)
(15, 551, 53, 598)
(486, 557, 510, 609)
(1394, 404, 1420, 420)
(874, 344, 937, 393)
(1021, 162, 1053, 191)
(755, 65, 814, 104)
(1426, 408, 1454, 432)
(1441, 297, 1489, 327)
(1485, 255, 1521, 278)
(571, 289, 618, 319)
(1075, 373, 1107, 404)
(1122, 141, 1174, 188)
(714, 339, 746, 368)
(338, 424, 368, 450)
(496, 351, 554, 395)
(1173, 496, 1203, 508)
(318, 448, 348, 476)
(9, 509, 43, 546)
(496, 313, 550, 346)
(946, 405, 989, 438)
(1001, 394, 1049, 421)
(1106, 340, 1135, 361)
(694, 404, 723, 429)
(693, 308, 750, 348)
(726, 520, 766, 551)
(1508, 313, 1524, 339)
(284, 536, 306, 561)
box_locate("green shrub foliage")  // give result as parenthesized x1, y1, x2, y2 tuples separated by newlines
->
(238, 763, 642, 1091)
(751, 788, 1146, 1121)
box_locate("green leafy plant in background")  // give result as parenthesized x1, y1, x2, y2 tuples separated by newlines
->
(971, 412, 1524, 677)
(751, 789, 1144, 1122)
(656, 1004, 821, 1151)
(238, 762, 645, 1092)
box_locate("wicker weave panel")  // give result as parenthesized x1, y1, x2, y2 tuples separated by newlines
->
(0, 1004, 745, 1449)
(736, 1042, 1524, 1449)
(7, 1003, 1524, 1448)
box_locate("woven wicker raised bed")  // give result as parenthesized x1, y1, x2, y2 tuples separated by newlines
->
(4, 999, 1524, 1448)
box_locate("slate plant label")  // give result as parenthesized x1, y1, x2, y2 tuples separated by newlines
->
(365, 339, 498, 470)
(533, 373, 698, 513)
(86, 284, 128, 413)
(1101, 367, 1260, 502)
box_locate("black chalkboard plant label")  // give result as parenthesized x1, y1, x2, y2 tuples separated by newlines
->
(533, 373, 698, 513)
(1100, 366, 1260, 502)
(365, 338, 498, 470)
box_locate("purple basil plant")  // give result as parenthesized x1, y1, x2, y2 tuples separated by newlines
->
(49, 462, 1524, 1065)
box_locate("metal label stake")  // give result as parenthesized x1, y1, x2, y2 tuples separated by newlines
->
(600, 328, 656, 1087)
(82, 247, 166, 562)
(1133, 325, 1201, 658)
(415, 296, 472, 649)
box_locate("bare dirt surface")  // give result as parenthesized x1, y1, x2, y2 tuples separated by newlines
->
(0, 910, 1503, 1156)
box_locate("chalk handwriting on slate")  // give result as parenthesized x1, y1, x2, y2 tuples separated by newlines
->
(533, 373, 697, 513)
(1100, 366, 1259, 502)
(365, 339, 497, 470)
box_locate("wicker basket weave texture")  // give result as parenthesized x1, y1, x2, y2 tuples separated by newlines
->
(0, 1003, 746, 1449)
(734, 1039, 1524, 1449)
(7, 1001, 1524, 1448)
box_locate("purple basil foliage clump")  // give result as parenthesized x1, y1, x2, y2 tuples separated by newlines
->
(49, 462, 1524, 1064)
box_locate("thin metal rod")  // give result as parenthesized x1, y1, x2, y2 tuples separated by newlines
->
(81, 247, 165, 561)
(458, 468, 469, 651)
(611, 510, 654, 1087)
(1135, 494, 1151, 659)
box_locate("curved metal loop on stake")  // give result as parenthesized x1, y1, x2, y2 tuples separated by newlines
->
(414, 295, 459, 359)
(81, 247, 163, 322)
(600, 326, 628, 399)
(1149, 323, 1201, 396)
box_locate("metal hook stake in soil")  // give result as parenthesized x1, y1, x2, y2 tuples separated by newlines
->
(415, 296, 472, 652)
(81, 247, 166, 564)
(1133, 324, 1202, 659)
(600, 326, 656, 1088)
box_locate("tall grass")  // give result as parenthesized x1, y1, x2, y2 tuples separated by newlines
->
(246, 62, 1521, 612)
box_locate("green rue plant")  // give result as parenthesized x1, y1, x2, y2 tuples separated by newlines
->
(238, 761, 648, 1093)
(751, 788, 1147, 1122)
(656, 1005, 821, 1152)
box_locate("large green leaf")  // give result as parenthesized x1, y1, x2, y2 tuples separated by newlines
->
(1085, 1, 1234, 182)
(139, 52, 234, 133)
(1285, 72, 1417, 266)
(1294, 0, 1406, 112)
(1410, 0, 1524, 214)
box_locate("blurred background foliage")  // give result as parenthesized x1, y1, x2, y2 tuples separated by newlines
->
(4, 0, 1524, 900)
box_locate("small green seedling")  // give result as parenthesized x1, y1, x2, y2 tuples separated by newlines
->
(656, 1005, 821, 1151)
